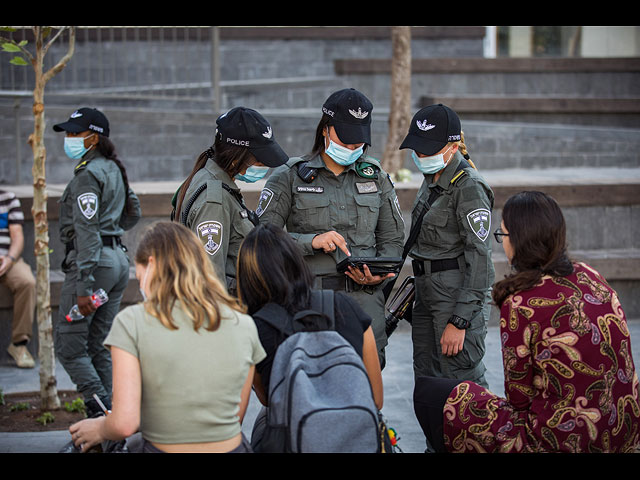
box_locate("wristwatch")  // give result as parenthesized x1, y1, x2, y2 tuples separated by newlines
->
(447, 315, 470, 330)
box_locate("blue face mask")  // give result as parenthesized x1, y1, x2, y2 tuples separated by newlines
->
(64, 134, 94, 160)
(325, 138, 364, 166)
(411, 147, 451, 175)
(236, 165, 269, 183)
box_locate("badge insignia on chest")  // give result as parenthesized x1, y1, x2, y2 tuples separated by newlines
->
(77, 192, 98, 220)
(197, 220, 223, 256)
(355, 181, 378, 194)
(256, 188, 274, 217)
(466, 208, 491, 241)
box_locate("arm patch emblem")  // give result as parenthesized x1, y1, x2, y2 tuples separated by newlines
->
(77, 192, 98, 220)
(466, 208, 491, 241)
(256, 188, 274, 217)
(197, 220, 223, 256)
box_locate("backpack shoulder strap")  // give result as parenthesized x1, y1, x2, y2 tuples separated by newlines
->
(307, 289, 335, 330)
(290, 289, 335, 332)
(253, 303, 295, 337)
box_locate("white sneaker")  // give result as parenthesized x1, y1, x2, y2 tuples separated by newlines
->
(7, 344, 35, 368)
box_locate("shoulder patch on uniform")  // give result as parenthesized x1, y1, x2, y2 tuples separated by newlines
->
(466, 208, 491, 242)
(197, 220, 223, 256)
(256, 188, 274, 217)
(77, 192, 98, 220)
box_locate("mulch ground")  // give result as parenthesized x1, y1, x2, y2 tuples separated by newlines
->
(0, 390, 86, 432)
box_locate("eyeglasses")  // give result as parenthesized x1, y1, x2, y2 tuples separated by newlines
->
(493, 228, 509, 243)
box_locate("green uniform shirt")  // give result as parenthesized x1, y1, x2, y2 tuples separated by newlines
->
(178, 159, 255, 287)
(257, 154, 405, 276)
(409, 152, 495, 321)
(59, 149, 140, 297)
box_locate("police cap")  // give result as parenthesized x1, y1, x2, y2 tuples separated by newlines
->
(216, 107, 288, 168)
(53, 107, 110, 137)
(400, 104, 461, 156)
(322, 88, 373, 146)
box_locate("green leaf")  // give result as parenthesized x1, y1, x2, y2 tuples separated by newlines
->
(1, 43, 21, 52)
(9, 56, 28, 66)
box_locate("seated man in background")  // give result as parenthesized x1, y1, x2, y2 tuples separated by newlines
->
(0, 190, 36, 368)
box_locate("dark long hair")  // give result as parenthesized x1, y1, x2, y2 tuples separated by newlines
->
(236, 223, 314, 316)
(174, 131, 255, 218)
(95, 135, 138, 214)
(492, 191, 574, 306)
(96, 135, 130, 193)
(305, 114, 369, 160)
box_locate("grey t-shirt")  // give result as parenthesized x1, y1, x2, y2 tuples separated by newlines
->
(105, 301, 265, 444)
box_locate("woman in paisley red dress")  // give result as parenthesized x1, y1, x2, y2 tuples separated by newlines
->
(414, 191, 640, 453)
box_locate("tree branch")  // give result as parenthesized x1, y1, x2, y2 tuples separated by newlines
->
(42, 27, 76, 84)
(0, 35, 34, 63)
(42, 26, 68, 56)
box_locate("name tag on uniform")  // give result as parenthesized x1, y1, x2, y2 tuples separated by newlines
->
(297, 186, 324, 194)
(355, 181, 378, 194)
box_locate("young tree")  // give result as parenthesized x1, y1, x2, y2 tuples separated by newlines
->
(382, 26, 412, 179)
(1, 26, 76, 409)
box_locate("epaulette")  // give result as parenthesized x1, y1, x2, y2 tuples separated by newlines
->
(450, 158, 473, 186)
(74, 160, 89, 173)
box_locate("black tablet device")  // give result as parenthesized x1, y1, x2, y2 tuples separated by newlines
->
(336, 257, 403, 276)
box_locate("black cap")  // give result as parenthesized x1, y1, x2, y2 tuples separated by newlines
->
(216, 107, 288, 168)
(53, 107, 110, 137)
(399, 104, 461, 156)
(322, 88, 373, 145)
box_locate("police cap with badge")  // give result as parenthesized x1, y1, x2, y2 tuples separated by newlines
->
(53, 107, 110, 137)
(400, 103, 461, 156)
(322, 88, 373, 146)
(216, 106, 288, 167)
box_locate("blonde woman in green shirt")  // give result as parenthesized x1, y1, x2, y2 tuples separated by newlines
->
(68, 222, 265, 453)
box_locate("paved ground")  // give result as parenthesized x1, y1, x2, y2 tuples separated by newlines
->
(1, 320, 639, 454)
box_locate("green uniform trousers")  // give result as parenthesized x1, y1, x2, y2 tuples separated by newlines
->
(54, 244, 130, 404)
(412, 266, 489, 388)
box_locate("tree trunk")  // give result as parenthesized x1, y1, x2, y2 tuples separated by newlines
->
(28, 28, 60, 410)
(382, 26, 412, 177)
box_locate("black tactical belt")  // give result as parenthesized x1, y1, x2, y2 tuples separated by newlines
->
(101, 236, 122, 248)
(412, 257, 460, 276)
(321, 276, 347, 291)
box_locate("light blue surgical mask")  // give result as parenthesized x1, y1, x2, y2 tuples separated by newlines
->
(325, 132, 364, 166)
(236, 165, 269, 183)
(411, 147, 451, 175)
(64, 134, 94, 160)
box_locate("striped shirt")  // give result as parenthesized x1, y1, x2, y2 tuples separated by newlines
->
(0, 190, 24, 256)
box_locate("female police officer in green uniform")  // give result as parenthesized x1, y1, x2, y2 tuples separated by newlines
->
(257, 89, 405, 367)
(172, 107, 288, 295)
(53, 107, 141, 417)
(400, 104, 494, 388)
